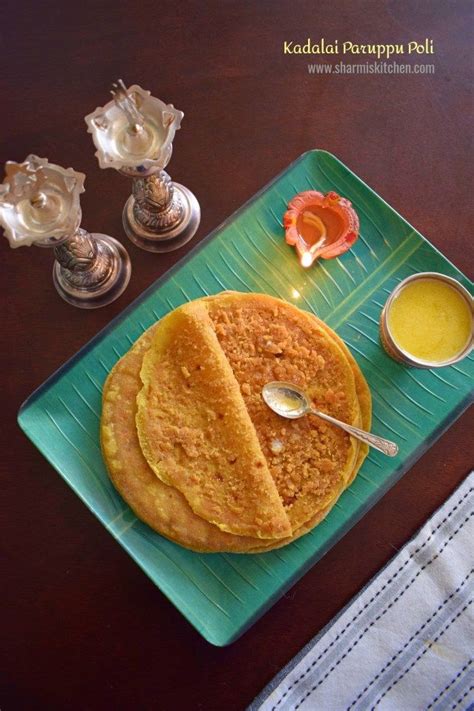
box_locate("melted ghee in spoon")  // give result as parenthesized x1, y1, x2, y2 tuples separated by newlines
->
(262, 382, 307, 418)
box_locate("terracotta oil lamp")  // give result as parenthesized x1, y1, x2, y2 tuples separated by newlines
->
(283, 190, 359, 268)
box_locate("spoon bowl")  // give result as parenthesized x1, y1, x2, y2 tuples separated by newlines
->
(261, 381, 309, 418)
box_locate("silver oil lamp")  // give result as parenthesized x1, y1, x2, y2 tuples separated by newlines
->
(0, 155, 131, 308)
(85, 80, 201, 253)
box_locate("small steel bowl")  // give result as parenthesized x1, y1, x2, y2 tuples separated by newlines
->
(380, 272, 473, 368)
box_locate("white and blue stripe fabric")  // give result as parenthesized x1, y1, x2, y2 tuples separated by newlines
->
(250, 472, 473, 711)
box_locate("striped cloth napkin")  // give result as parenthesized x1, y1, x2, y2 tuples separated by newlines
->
(250, 472, 473, 711)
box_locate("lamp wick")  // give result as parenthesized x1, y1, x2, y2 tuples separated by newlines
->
(110, 79, 145, 134)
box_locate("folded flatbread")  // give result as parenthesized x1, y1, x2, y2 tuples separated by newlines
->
(101, 292, 372, 553)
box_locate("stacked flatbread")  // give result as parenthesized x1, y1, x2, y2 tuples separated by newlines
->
(101, 292, 371, 552)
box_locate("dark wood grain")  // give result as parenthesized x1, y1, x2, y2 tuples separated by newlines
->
(1, 1, 473, 709)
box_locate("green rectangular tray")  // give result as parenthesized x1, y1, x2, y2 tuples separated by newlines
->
(18, 150, 473, 646)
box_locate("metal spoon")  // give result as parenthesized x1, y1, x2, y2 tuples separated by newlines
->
(262, 381, 399, 457)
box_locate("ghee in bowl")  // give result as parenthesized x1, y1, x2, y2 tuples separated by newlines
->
(380, 273, 473, 368)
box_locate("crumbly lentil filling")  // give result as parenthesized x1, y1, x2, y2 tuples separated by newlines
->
(208, 300, 359, 525)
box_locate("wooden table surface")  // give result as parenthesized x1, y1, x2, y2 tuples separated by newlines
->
(1, 1, 472, 709)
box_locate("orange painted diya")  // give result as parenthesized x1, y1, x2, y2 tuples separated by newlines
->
(283, 190, 359, 268)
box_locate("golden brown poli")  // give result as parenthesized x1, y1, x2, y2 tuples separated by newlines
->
(136, 301, 292, 540)
(204, 292, 361, 532)
(102, 325, 332, 554)
(101, 327, 280, 553)
(101, 292, 371, 553)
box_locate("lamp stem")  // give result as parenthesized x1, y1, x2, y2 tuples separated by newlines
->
(52, 228, 131, 308)
(54, 228, 109, 283)
(131, 170, 185, 233)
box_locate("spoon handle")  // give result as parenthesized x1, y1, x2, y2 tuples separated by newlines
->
(310, 408, 399, 457)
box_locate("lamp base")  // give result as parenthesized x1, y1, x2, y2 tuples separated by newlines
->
(122, 182, 200, 253)
(53, 234, 131, 309)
